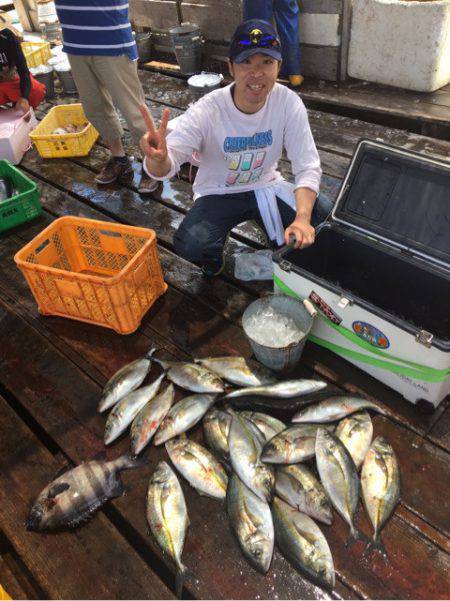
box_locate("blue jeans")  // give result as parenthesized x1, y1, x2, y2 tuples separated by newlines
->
(174, 191, 332, 272)
(243, 0, 301, 76)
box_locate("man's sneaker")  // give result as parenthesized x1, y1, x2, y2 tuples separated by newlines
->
(138, 169, 160, 195)
(95, 156, 133, 185)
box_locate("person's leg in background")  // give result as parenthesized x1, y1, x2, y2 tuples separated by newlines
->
(28, 75, 46, 108)
(68, 54, 132, 185)
(174, 192, 257, 277)
(0, 75, 45, 109)
(242, 0, 273, 22)
(95, 54, 159, 195)
(274, 0, 303, 87)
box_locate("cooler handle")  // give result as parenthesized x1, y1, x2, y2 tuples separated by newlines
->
(303, 298, 317, 317)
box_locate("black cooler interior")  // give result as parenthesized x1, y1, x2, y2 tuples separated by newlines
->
(278, 141, 450, 346)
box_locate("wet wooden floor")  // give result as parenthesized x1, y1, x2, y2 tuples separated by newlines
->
(0, 69, 449, 600)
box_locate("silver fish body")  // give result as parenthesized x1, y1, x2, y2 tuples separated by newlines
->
(166, 438, 228, 499)
(146, 461, 188, 576)
(292, 396, 386, 424)
(104, 374, 165, 445)
(224, 379, 327, 400)
(275, 464, 333, 525)
(315, 428, 361, 544)
(195, 356, 276, 387)
(98, 348, 156, 413)
(240, 411, 285, 442)
(130, 384, 175, 455)
(203, 408, 232, 457)
(361, 437, 400, 552)
(261, 424, 331, 464)
(229, 413, 274, 502)
(154, 359, 224, 393)
(27, 454, 142, 531)
(154, 394, 217, 445)
(336, 411, 373, 469)
(272, 497, 335, 589)
(227, 473, 274, 574)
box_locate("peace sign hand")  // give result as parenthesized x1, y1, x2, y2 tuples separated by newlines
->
(139, 105, 171, 176)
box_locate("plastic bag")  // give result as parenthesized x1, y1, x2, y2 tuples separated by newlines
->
(234, 249, 273, 281)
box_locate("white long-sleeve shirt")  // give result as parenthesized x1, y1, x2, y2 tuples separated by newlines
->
(146, 82, 322, 200)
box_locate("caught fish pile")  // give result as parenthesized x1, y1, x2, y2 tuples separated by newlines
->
(52, 122, 87, 135)
(27, 348, 401, 594)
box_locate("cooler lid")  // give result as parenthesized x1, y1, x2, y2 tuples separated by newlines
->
(332, 140, 450, 267)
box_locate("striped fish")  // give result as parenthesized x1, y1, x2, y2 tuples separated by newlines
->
(26, 454, 143, 531)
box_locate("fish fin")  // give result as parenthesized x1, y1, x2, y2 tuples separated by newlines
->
(345, 524, 369, 548)
(91, 449, 107, 463)
(220, 458, 232, 474)
(51, 464, 71, 480)
(47, 482, 70, 499)
(67, 505, 100, 528)
(110, 476, 127, 498)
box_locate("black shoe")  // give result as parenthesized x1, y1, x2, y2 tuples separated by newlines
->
(95, 156, 133, 184)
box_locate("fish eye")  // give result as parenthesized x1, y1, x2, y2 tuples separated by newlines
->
(252, 547, 263, 558)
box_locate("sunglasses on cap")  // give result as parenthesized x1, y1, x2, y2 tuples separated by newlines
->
(236, 32, 279, 49)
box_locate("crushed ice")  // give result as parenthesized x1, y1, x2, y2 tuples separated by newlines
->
(245, 307, 304, 348)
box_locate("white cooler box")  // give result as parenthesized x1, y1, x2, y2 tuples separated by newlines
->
(273, 140, 450, 410)
(0, 107, 37, 164)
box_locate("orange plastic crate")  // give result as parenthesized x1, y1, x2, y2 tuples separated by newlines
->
(14, 217, 168, 334)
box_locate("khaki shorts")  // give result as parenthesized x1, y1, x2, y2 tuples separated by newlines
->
(68, 54, 147, 145)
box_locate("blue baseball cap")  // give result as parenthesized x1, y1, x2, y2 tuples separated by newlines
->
(229, 19, 282, 63)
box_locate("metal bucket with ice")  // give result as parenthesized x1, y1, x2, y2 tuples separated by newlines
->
(242, 294, 315, 372)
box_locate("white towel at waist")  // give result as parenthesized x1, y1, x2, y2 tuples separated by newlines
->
(254, 180, 297, 247)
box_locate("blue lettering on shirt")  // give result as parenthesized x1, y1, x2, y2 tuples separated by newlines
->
(223, 129, 273, 153)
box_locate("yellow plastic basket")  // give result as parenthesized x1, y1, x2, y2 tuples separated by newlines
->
(14, 217, 168, 334)
(30, 104, 99, 158)
(21, 41, 51, 68)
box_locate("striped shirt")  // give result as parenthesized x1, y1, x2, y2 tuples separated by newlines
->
(54, 0, 138, 59)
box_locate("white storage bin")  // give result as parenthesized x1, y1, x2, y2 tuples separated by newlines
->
(273, 141, 450, 409)
(0, 108, 38, 164)
(348, 0, 450, 92)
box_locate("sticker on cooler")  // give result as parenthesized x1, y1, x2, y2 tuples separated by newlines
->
(352, 321, 390, 349)
(309, 291, 342, 325)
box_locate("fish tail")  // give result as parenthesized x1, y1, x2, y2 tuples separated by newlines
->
(175, 563, 190, 599)
(365, 533, 388, 559)
(145, 347, 158, 360)
(345, 523, 368, 548)
(113, 452, 147, 472)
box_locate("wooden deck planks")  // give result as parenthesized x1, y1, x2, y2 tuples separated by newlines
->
(0, 393, 175, 600)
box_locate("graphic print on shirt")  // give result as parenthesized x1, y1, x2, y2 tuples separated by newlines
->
(223, 129, 272, 187)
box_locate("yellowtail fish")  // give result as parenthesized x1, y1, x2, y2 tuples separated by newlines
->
(194, 356, 276, 387)
(98, 348, 156, 413)
(361, 437, 400, 556)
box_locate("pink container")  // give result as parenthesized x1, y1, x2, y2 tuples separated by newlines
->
(0, 107, 38, 164)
